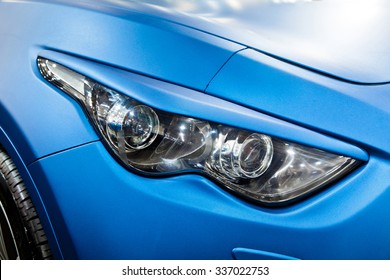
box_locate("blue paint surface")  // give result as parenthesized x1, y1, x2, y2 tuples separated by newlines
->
(1, 0, 389, 259)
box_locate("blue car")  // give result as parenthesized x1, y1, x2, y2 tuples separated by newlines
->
(0, 0, 389, 260)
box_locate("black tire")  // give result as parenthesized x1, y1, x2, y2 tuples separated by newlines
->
(0, 146, 53, 259)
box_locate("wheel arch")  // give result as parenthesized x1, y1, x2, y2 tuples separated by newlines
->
(0, 125, 67, 259)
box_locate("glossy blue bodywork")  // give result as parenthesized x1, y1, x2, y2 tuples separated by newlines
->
(0, 0, 389, 259)
(39, 0, 390, 84)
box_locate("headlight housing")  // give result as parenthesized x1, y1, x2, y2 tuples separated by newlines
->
(38, 57, 361, 205)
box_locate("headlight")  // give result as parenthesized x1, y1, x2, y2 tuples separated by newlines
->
(38, 57, 361, 205)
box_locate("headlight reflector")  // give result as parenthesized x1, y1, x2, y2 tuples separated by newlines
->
(38, 57, 361, 205)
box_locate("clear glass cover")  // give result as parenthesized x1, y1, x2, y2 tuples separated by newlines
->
(38, 57, 360, 205)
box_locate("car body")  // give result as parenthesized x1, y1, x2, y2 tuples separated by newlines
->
(0, 0, 389, 259)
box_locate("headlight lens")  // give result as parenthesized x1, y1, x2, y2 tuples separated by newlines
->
(38, 57, 361, 205)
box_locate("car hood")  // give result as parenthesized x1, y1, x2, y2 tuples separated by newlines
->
(91, 0, 390, 85)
